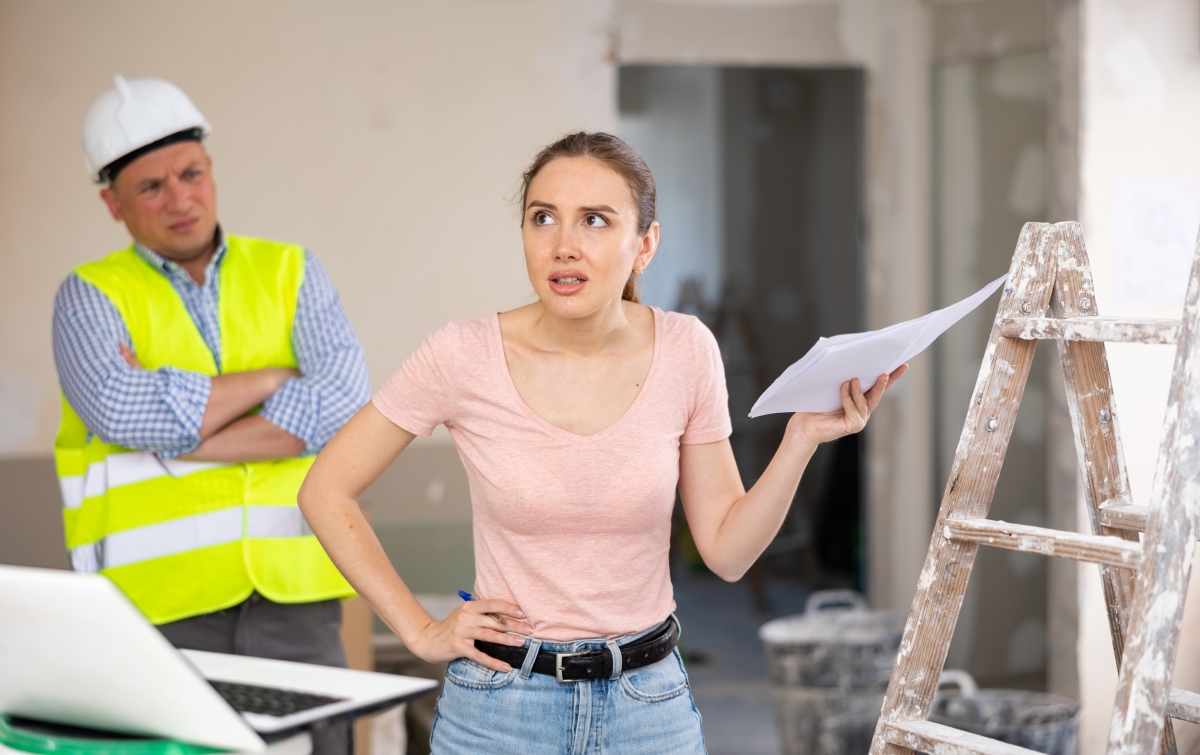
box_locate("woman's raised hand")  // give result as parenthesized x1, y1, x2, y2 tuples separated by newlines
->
(790, 364, 908, 446)
(408, 599, 534, 673)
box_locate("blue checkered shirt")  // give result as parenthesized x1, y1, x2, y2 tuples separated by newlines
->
(52, 230, 370, 458)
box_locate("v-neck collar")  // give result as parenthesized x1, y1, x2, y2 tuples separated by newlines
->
(490, 307, 662, 441)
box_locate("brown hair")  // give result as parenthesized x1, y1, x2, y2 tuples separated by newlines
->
(519, 131, 656, 303)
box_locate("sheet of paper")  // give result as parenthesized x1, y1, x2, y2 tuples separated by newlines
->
(1112, 174, 1200, 308)
(749, 274, 1007, 416)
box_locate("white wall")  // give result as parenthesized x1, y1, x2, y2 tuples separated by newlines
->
(1076, 0, 1200, 750)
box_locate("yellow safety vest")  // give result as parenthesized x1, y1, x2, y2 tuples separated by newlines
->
(54, 236, 354, 625)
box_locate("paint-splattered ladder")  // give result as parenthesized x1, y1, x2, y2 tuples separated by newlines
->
(868, 222, 1200, 755)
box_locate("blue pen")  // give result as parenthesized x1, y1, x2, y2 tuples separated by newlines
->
(459, 589, 506, 625)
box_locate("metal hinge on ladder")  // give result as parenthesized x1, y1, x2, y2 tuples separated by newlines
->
(868, 221, 1200, 755)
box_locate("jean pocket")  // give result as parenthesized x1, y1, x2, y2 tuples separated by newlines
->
(619, 649, 690, 703)
(444, 657, 519, 691)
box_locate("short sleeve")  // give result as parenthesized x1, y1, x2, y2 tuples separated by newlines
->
(373, 326, 458, 436)
(680, 317, 733, 445)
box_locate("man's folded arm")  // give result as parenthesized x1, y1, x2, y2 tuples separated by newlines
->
(256, 251, 371, 455)
(53, 274, 211, 458)
(54, 274, 301, 459)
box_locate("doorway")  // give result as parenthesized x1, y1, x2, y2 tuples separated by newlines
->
(618, 64, 866, 755)
(619, 65, 866, 592)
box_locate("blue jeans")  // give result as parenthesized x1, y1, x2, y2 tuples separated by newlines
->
(429, 619, 707, 754)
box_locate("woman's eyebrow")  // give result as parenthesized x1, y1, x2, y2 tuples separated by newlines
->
(527, 201, 619, 215)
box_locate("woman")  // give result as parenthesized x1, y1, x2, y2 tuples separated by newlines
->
(298, 132, 904, 753)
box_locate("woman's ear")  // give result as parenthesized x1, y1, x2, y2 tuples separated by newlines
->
(637, 220, 661, 271)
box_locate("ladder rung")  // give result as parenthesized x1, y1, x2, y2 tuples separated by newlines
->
(999, 316, 1180, 344)
(1099, 502, 1148, 532)
(942, 518, 1141, 568)
(1098, 502, 1200, 541)
(882, 720, 1040, 755)
(1170, 688, 1200, 724)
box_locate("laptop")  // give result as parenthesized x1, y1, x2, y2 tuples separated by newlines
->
(0, 565, 438, 752)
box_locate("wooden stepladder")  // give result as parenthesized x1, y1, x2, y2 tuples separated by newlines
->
(869, 222, 1200, 755)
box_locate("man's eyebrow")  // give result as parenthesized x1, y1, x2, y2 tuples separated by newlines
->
(133, 161, 203, 190)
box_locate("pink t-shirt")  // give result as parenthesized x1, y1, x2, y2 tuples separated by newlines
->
(372, 308, 732, 640)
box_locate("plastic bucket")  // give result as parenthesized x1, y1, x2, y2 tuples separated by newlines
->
(930, 671, 1080, 755)
(759, 590, 904, 755)
(815, 692, 889, 755)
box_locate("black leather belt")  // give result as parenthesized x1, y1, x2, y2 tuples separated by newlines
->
(475, 617, 679, 682)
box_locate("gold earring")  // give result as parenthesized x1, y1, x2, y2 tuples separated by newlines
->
(635, 266, 645, 275)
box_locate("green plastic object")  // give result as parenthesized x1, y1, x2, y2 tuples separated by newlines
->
(0, 716, 225, 755)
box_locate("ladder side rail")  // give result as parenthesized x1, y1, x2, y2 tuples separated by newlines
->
(869, 223, 1059, 755)
(1052, 326, 1140, 655)
(1051, 223, 1178, 754)
(1108, 232, 1200, 754)
(1050, 224, 1140, 658)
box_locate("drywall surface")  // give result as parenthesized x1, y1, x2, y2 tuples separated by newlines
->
(1076, 0, 1200, 750)
(617, 0, 850, 65)
(932, 0, 1049, 62)
(0, 459, 69, 570)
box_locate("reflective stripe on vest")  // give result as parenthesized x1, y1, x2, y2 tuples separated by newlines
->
(55, 236, 354, 624)
(70, 506, 314, 573)
(58, 452, 230, 509)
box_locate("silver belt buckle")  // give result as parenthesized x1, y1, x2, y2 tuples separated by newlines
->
(555, 651, 588, 683)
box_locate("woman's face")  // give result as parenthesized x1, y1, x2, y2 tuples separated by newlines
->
(522, 156, 657, 321)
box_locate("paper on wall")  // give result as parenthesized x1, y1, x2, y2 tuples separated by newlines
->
(749, 275, 1007, 417)
(1112, 174, 1200, 309)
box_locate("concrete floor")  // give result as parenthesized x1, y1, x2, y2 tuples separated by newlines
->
(673, 569, 814, 755)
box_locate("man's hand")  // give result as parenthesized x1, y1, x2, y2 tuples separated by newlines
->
(120, 343, 143, 369)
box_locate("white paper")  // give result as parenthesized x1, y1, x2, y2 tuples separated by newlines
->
(1112, 174, 1200, 308)
(749, 275, 1007, 416)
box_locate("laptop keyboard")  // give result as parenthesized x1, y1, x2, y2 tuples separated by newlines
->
(209, 680, 346, 717)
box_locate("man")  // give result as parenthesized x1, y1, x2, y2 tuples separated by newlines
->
(52, 76, 369, 753)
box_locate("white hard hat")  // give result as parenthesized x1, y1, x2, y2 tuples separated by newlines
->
(82, 74, 212, 184)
